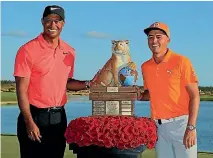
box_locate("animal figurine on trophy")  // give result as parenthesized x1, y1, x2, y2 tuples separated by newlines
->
(93, 40, 138, 87)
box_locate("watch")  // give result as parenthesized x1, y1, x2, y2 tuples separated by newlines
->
(187, 125, 196, 131)
(85, 80, 90, 89)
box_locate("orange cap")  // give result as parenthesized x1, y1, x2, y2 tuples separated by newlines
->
(144, 22, 170, 38)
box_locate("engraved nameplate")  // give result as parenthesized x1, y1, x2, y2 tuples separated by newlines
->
(121, 104, 132, 108)
(107, 87, 118, 92)
(93, 104, 105, 108)
(121, 108, 132, 112)
(93, 111, 105, 115)
(122, 111, 132, 115)
(106, 101, 119, 115)
(93, 101, 105, 105)
(93, 108, 105, 112)
(93, 101, 105, 108)
(121, 101, 132, 104)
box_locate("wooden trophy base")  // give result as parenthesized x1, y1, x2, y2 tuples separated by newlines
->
(89, 86, 137, 116)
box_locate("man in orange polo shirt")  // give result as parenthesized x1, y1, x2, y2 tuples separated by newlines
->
(14, 5, 97, 158)
(136, 22, 200, 158)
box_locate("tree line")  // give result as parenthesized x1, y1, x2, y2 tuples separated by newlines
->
(198, 86, 213, 92)
(1, 80, 16, 84)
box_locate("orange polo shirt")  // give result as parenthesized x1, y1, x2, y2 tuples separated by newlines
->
(141, 49, 198, 119)
(14, 33, 75, 108)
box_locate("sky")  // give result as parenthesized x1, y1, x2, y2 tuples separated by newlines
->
(1, 1, 213, 86)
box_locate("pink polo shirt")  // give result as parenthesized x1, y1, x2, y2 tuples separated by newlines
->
(14, 33, 75, 108)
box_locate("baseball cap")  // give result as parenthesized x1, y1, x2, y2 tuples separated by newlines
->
(43, 5, 65, 20)
(144, 22, 170, 38)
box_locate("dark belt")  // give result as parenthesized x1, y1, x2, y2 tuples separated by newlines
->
(157, 119, 162, 125)
(30, 105, 64, 113)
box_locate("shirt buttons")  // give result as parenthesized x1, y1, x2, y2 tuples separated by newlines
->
(156, 66, 159, 76)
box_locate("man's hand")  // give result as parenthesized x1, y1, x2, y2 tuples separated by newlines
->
(134, 86, 150, 101)
(90, 69, 101, 86)
(183, 129, 196, 149)
(26, 120, 42, 143)
(134, 86, 143, 100)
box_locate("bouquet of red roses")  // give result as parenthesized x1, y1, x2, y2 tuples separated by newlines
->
(65, 115, 157, 150)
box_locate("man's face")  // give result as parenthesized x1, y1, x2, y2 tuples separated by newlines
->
(147, 29, 170, 57)
(42, 14, 64, 39)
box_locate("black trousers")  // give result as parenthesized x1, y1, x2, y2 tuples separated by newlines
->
(17, 105, 67, 158)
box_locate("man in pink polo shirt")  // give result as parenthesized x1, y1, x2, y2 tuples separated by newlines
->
(14, 5, 96, 158)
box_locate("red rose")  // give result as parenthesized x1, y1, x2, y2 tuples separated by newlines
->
(130, 140, 138, 148)
(82, 138, 91, 146)
(110, 118, 120, 127)
(117, 142, 125, 149)
(123, 124, 132, 136)
(103, 128, 110, 135)
(131, 126, 140, 136)
(103, 138, 113, 148)
(147, 127, 154, 135)
(124, 143, 131, 149)
(110, 127, 118, 135)
(121, 133, 129, 143)
(97, 133, 104, 142)
(75, 132, 82, 142)
(147, 140, 155, 149)
(112, 134, 120, 143)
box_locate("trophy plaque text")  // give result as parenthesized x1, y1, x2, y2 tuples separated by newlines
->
(89, 86, 137, 116)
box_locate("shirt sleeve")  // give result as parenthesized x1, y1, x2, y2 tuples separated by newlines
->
(13, 46, 32, 78)
(68, 50, 75, 78)
(180, 57, 198, 86)
(141, 64, 148, 90)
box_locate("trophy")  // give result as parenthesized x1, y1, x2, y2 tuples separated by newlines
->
(89, 40, 138, 116)
(67, 40, 151, 158)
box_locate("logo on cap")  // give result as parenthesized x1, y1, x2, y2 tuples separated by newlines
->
(152, 22, 160, 27)
(50, 7, 59, 11)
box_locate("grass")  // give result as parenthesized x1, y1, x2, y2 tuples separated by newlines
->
(1, 135, 213, 158)
(1, 92, 17, 102)
(200, 95, 213, 101)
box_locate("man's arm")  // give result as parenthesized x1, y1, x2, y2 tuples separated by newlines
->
(180, 57, 200, 126)
(15, 76, 41, 142)
(183, 82, 200, 149)
(66, 78, 89, 91)
(186, 83, 200, 126)
(15, 77, 33, 124)
(67, 69, 101, 91)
